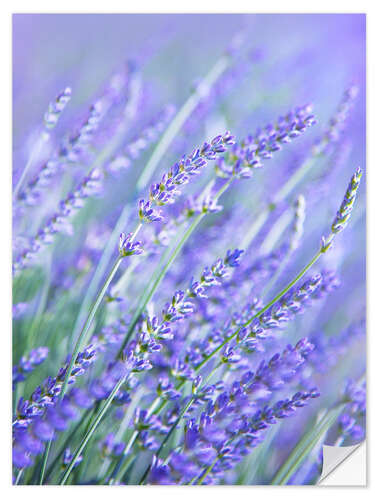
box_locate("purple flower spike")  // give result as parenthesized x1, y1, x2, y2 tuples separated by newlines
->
(118, 232, 143, 257)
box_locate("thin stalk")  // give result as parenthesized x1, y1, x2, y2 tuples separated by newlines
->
(99, 387, 146, 480)
(117, 178, 234, 354)
(61, 255, 125, 399)
(119, 214, 205, 352)
(69, 52, 231, 351)
(240, 156, 319, 249)
(108, 396, 162, 484)
(139, 397, 195, 485)
(194, 248, 322, 372)
(25, 252, 52, 352)
(59, 374, 129, 485)
(271, 404, 346, 485)
(136, 56, 230, 191)
(194, 433, 237, 485)
(68, 207, 132, 350)
(44, 409, 91, 483)
(197, 458, 219, 485)
(73, 403, 102, 484)
(38, 253, 125, 484)
(14, 468, 23, 485)
(118, 246, 325, 475)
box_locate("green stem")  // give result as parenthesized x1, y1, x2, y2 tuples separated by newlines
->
(99, 387, 146, 481)
(139, 396, 195, 484)
(135, 56, 230, 191)
(73, 403, 102, 484)
(14, 468, 23, 485)
(240, 156, 319, 249)
(69, 51, 231, 352)
(61, 256, 124, 399)
(119, 214, 205, 352)
(195, 248, 322, 372)
(59, 373, 129, 485)
(108, 396, 161, 484)
(271, 404, 346, 485)
(25, 253, 52, 352)
(39, 255, 124, 484)
(118, 246, 324, 477)
(117, 178, 234, 354)
(67, 208, 132, 350)
(44, 409, 91, 483)
(197, 459, 218, 485)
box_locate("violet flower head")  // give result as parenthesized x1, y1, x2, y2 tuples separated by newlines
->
(43, 87, 72, 130)
(13, 168, 103, 274)
(321, 167, 362, 252)
(118, 232, 143, 257)
(13, 347, 49, 385)
(139, 131, 235, 222)
(216, 105, 316, 179)
(313, 85, 359, 155)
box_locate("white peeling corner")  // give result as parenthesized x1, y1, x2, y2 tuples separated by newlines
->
(318, 441, 366, 486)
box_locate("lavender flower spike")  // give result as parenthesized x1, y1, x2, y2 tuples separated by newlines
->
(216, 105, 316, 179)
(13, 347, 49, 385)
(118, 232, 143, 257)
(43, 87, 72, 129)
(290, 194, 306, 251)
(13, 168, 102, 275)
(139, 131, 235, 223)
(321, 167, 362, 252)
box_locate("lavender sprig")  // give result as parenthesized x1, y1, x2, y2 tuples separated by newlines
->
(321, 167, 362, 252)
(13, 168, 102, 275)
(216, 105, 316, 179)
(312, 85, 359, 156)
(43, 87, 72, 130)
(106, 105, 176, 173)
(13, 347, 49, 386)
(138, 132, 235, 223)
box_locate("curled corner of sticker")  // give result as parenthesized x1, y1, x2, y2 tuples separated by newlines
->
(318, 441, 366, 486)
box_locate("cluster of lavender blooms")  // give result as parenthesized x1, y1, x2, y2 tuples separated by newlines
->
(215, 105, 316, 180)
(13, 347, 49, 386)
(139, 132, 235, 223)
(312, 85, 359, 156)
(106, 105, 176, 173)
(15, 62, 140, 208)
(12, 249, 243, 470)
(43, 87, 72, 130)
(149, 389, 320, 485)
(321, 166, 362, 252)
(336, 379, 366, 444)
(13, 168, 102, 274)
(12, 16, 365, 486)
(16, 103, 104, 207)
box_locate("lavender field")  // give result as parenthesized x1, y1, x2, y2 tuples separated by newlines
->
(12, 14, 366, 485)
